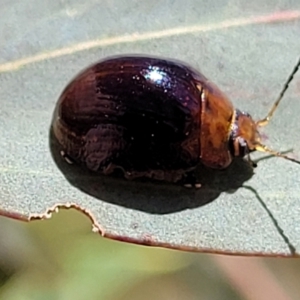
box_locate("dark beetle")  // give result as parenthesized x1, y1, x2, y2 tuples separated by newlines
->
(52, 55, 300, 186)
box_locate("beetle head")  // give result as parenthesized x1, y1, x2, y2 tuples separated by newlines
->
(230, 110, 260, 159)
(229, 55, 300, 167)
(230, 108, 300, 166)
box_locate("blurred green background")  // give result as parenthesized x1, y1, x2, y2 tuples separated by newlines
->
(1, 212, 300, 300)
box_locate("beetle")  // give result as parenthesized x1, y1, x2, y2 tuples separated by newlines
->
(52, 55, 300, 187)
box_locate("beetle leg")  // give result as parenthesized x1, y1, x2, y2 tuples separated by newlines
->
(246, 154, 257, 168)
(182, 171, 202, 189)
(60, 150, 74, 164)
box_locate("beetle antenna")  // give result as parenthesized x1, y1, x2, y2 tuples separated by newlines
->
(257, 57, 300, 127)
(254, 143, 300, 165)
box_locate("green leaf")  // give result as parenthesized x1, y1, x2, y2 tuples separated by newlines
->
(1, 0, 300, 256)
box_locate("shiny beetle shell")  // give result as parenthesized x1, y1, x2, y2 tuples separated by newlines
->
(52, 55, 261, 183)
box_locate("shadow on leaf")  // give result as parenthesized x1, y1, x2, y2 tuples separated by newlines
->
(49, 127, 254, 214)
